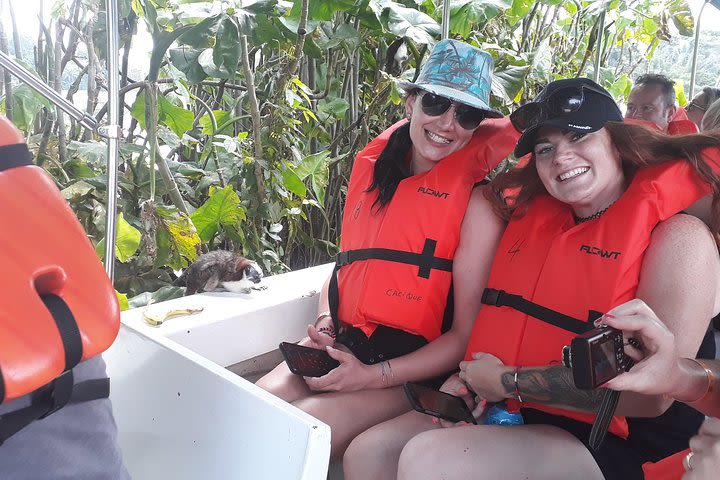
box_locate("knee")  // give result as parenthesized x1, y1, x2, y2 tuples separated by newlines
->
(343, 428, 381, 477)
(397, 431, 440, 480)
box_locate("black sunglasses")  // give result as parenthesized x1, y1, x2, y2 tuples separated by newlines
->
(510, 85, 613, 132)
(418, 92, 486, 130)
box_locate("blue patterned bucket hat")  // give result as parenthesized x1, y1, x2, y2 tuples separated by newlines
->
(398, 39, 502, 118)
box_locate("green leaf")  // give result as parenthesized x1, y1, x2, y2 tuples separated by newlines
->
(383, 3, 440, 46)
(116, 291, 130, 311)
(668, 0, 694, 36)
(127, 286, 187, 309)
(294, 150, 331, 203)
(199, 110, 232, 135)
(96, 212, 141, 262)
(11, 84, 51, 131)
(282, 168, 307, 197)
(289, 0, 356, 21)
(449, 0, 511, 37)
(157, 95, 195, 137)
(213, 16, 241, 78)
(318, 98, 350, 119)
(492, 65, 530, 102)
(674, 80, 688, 106)
(157, 206, 201, 268)
(169, 46, 209, 83)
(61, 180, 96, 201)
(177, 13, 223, 48)
(190, 186, 246, 242)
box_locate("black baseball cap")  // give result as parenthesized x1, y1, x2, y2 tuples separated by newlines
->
(512, 78, 623, 158)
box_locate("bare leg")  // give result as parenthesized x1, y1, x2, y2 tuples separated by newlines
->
(397, 424, 605, 480)
(344, 410, 438, 480)
(255, 361, 312, 403)
(293, 386, 411, 460)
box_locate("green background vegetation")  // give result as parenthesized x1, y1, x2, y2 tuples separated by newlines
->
(0, 0, 712, 302)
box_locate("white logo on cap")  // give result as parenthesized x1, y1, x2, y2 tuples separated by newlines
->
(568, 124, 592, 130)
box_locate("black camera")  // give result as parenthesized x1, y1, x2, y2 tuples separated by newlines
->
(562, 326, 631, 390)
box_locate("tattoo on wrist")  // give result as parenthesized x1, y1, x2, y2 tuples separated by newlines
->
(502, 366, 604, 411)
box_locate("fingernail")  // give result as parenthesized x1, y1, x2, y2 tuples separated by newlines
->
(431, 417, 438, 424)
(604, 314, 616, 319)
(459, 387, 468, 395)
(479, 399, 487, 407)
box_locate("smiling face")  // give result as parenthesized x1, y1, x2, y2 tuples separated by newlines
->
(625, 84, 676, 131)
(405, 92, 478, 174)
(533, 127, 626, 217)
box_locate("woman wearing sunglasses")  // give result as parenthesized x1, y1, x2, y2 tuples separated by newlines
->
(256, 39, 518, 459)
(344, 78, 720, 480)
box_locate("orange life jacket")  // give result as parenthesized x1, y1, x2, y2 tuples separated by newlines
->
(464, 157, 716, 438)
(642, 448, 687, 480)
(0, 117, 119, 405)
(336, 118, 518, 341)
(668, 108, 699, 135)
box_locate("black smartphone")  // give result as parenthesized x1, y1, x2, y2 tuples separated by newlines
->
(403, 382, 477, 424)
(279, 342, 340, 377)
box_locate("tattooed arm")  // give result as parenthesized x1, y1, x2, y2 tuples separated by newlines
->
(500, 366, 605, 412)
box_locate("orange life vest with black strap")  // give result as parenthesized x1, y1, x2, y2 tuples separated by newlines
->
(0, 117, 119, 443)
(332, 117, 518, 342)
(464, 156, 718, 438)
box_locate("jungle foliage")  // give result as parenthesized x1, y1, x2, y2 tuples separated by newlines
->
(0, 0, 699, 298)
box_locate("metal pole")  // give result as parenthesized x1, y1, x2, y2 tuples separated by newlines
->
(593, 10, 606, 83)
(102, 0, 121, 282)
(0, 51, 98, 132)
(689, 0, 709, 99)
(441, 0, 450, 40)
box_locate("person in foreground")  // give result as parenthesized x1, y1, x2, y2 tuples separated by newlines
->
(344, 78, 720, 480)
(256, 39, 517, 457)
(600, 299, 719, 480)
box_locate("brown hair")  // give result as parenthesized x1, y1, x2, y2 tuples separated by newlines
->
(487, 122, 720, 231)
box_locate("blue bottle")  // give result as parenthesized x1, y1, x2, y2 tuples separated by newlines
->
(484, 403, 524, 425)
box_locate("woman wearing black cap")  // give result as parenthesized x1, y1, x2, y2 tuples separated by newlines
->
(345, 78, 720, 480)
(256, 39, 518, 459)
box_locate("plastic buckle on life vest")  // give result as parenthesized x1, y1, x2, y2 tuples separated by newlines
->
(481, 288, 506, 307)
(336, 251, 350, 267)
(38, 370, 74, 419)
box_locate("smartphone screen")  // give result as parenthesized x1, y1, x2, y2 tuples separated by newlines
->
(279, 342, 340, 377)
(403, 382, 477, 424)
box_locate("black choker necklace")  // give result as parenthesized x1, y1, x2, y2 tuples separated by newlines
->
(573, 203, 614, 224)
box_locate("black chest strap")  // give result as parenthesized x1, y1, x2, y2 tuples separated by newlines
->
(0, 293, 107, 445)
(481, 288, 600, 334)
(0, 371, 110, 446)
(329, 238, 453, 332)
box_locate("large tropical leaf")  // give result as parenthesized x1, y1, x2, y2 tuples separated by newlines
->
(131, 90, 195, 137)
(10, 84, 51, 131)
(95, 212, 142, 262)
(668, 0, 694, 36)
(380, 2, 440, 45)
(169, 46, 209, 83)
(449, 0, 512, 37)
(190, 186, 246, 242)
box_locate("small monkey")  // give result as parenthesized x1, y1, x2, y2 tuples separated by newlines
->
(175, 250, 264, 295)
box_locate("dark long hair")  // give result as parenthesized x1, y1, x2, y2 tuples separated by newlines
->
(366, 121, 413, 209)
(487, 122, 720, 231)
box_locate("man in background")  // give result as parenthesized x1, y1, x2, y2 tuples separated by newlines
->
(625, 73, 698, 134)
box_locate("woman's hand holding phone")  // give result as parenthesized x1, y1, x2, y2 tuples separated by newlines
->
(303, 346, 376, 392)
(435, 373, 486, 428)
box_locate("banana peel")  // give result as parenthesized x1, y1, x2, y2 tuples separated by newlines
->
(143, 306, 204, 326)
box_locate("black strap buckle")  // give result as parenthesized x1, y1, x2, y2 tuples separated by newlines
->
(481, 288, 506, 306)
(336, 251, 350, 267)
(38, 370, 74, 419)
